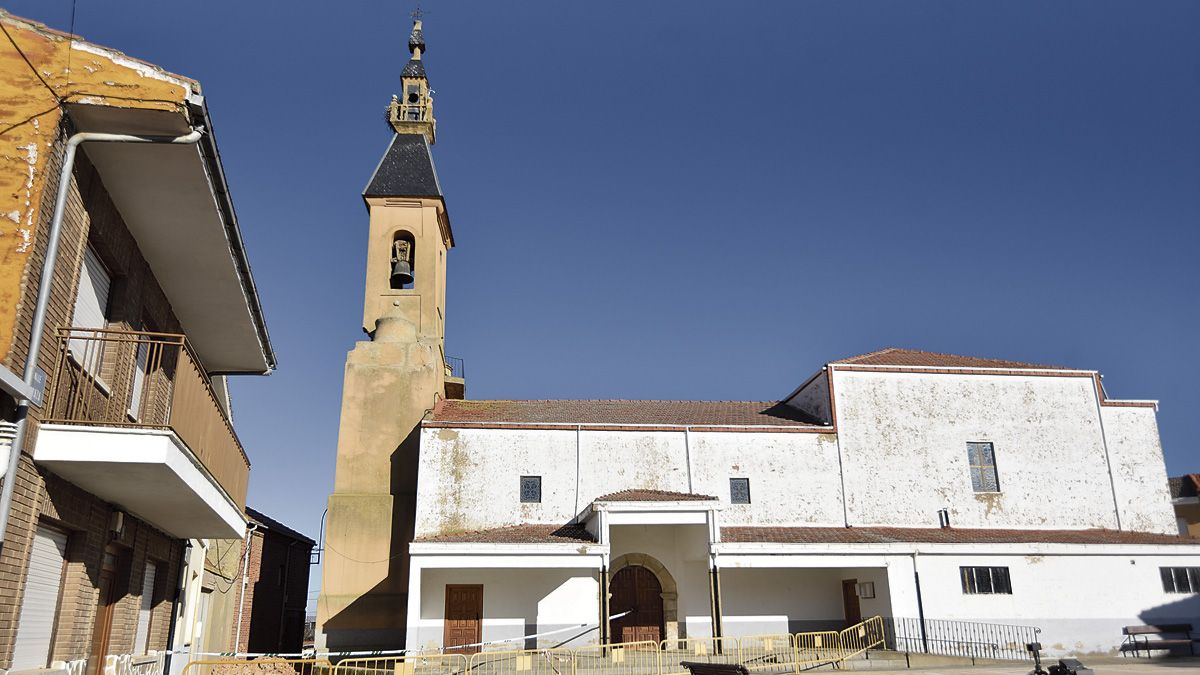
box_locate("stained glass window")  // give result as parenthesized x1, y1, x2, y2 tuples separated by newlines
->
(520, 476, 541, 503)
(967, 442, 1000, 492)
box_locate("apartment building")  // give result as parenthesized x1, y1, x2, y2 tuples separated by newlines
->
(0, 12, 274, 675)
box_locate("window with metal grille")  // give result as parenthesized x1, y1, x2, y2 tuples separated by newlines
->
(729, 478, 751, 504)
(519, 476, 541, 503)
(1160, 567, 1200, 593)
(967, 442, 1000, 492)
(960, 566, 1012, 594)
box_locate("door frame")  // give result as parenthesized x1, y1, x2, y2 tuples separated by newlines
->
(443, 584, 483, 655)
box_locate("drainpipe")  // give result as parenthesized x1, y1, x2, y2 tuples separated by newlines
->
(235, 522, 260, 653)
(911, 552, 928, 653)
(0, 128, 204, 549)
(163, 540, 193, 675)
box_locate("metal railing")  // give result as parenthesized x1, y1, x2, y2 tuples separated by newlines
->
(883, 616, 1038, 662)
(444, 356, 465, 380)
(44, 328, 250, 509)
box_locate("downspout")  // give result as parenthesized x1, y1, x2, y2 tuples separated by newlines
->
(575, 425, 582, 517)
(163, 540, 193, 675)
(235, 522, 260, 653)
(683, 426, 693, 492)
(0, 128, 204, 549)
(911, 552, 928, 653)
(1092, 375, 1123, 530)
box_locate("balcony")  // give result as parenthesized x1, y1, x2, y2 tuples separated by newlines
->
(32, 328, 248, 539)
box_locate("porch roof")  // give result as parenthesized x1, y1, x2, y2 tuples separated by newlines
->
(415, 523, 595, 544)
(596, 489, 717, 502)
(722, 525, 1200, 546)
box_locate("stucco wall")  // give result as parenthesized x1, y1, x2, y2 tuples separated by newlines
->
(784, 371, 831, 424)
(413, 568, 599, 652)
(914, 552, 1200, 655)
(1101, 406, 1176, 534)
(833, 370, 1125, 530)
(720, 566, 891, 636)
(415, 428, 843, 537)
(609, 525, 711, 638)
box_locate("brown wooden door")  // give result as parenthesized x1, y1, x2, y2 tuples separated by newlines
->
(443, 585, 483, 655)
(841, 579, 861, 626)
(87, 557, 117, 675)
(610, 566, 664, 645)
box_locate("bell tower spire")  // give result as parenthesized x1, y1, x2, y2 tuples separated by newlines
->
(388, 12, 436, 143)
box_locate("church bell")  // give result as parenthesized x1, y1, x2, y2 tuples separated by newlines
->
(391, 259, 414, 287)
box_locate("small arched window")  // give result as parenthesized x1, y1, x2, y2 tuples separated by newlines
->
(390, 232, 415, 290)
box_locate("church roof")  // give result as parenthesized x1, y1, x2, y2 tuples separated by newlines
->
(400, 58, 427, 79)
(364, 133, 442, 198)
(426, 399, 825, 429)
(832, 347, 1076, 371)
(722, 526, 1198, 546)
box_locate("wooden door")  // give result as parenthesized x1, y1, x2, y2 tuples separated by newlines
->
(87, 555, 117, 675)
(841, 579, 861, 626)
(610, 566, 664, 645)
(443, 585, 483, 655)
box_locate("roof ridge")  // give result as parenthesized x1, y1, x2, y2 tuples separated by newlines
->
(443, 399, 783, 404)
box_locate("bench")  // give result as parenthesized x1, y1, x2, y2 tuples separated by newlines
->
(1120, 624, 1198, 657)
(680, 662, 751, 675)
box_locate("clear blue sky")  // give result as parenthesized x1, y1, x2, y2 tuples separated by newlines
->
(8, 1, 1199, 605)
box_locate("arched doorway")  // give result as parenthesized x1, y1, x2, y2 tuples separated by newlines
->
(610, 565, 665, 644)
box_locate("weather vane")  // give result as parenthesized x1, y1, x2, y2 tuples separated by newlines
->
(411, 4, 425, 21)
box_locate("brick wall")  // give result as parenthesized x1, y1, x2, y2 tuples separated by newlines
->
(0, 124, 189, 669)
(227, 529, 264, 654)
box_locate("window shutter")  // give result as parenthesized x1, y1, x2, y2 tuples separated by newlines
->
(134, 561, 158, 654)
(69, 248, 111, 372)
(11, 526, 68, 670)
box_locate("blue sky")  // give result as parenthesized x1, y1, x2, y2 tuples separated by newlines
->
(8, 1, 1199, 605)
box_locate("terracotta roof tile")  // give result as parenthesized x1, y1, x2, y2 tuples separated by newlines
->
(832, 348, 1074, 371)
(428, 400, 822, 427)
(596, 489, 717, 502)
(722, 526, 1198, 546)
(415, 523, 594, 544)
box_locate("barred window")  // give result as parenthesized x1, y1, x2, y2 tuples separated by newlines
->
(730, 478, 751, 504)
(519, 476, 541, 503)
(1160, 567, 1200, 594)
(967, 442, 1000, 493)
(961, 566, 1012, 595)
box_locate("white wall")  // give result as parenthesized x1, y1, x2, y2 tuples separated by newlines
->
(834, 370, 1125, 530)
(416, 428, 844, 537)
(914, 552, 1200, 655)
(413, 568, 599, 652)
(720, 567, 891, 636)
(1102, 406, 1176, 534)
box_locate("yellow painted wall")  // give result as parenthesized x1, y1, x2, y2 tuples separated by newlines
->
(0, 12, 190, 364)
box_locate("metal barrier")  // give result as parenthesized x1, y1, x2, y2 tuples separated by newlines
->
(182, 658, 333, 675)
(734, 634, 794, 672)
(573, 642, 659, 675)
(182, 617, 897, 675)
(882, 616, 1037, 662)
(836, 616, 885, 661)
(467, 649, 574, 675)
(792, 631, 841, 668)
(657, 637, 739, 675)
(334, 654, 468, 675)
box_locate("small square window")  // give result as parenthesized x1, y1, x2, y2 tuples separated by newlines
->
(960, 566, 1012, 595)
(519, 476, 541, 503)
(967, 442, 1000, 493)
(729, 478, 751, 504)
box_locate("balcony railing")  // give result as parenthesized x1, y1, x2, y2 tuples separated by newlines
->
(43, 328, 250, 509)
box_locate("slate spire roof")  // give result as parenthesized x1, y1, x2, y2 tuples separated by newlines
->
(363, 133, 442, 198)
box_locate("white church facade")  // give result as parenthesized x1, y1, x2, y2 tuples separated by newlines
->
(407, 351, 1199, 656)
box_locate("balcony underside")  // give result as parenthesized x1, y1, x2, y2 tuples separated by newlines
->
(33, 424, 244, 539)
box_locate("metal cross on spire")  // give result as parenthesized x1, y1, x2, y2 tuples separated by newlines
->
(411, 4, 425, 21)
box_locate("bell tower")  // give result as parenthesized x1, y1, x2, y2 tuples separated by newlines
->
(317, 14, 458, 652)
